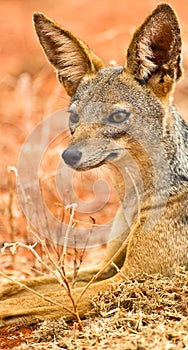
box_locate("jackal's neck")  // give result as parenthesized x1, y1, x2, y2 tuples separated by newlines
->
(107, 108, 188, 227)
(164, 105, 188, 191)
(107, 152, 157, 227)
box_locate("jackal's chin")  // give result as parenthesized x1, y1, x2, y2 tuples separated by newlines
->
(71, 159, 107, 171)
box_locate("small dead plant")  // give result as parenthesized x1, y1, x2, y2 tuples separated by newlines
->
(1, 202, 85, 330)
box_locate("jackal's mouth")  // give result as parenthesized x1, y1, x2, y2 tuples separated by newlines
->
(78, 152, 119, 171)
(62, 148, 119, 171)
(105, 152, 119, 161)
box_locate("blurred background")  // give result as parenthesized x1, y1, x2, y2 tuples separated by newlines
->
(0, 0, 187, 274)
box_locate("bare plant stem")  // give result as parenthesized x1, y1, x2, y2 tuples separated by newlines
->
(7, 166, 18, 265)
(72, 217, 95, 288)
(27, 228, 67, 288)
(76, 235, 130, 305)
(2, 225, 83, 330)
(15, 173, 83, 329)
(61, 204, 77, 266)
(7, 167, 16, 241)
(0, 270, 77, 317)
(125, 167, 141, 223)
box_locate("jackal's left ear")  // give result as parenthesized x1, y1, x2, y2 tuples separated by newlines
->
(126, 4, 183, 98)
(33, 12, 104, 96)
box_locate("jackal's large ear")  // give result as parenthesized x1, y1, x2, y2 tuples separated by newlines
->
(33, 13, 104, 96)
(126, 4, 183, 98)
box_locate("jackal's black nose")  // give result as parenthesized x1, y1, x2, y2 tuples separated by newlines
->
(62, 148, 82, 167)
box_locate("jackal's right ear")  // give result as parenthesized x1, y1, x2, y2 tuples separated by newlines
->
(126, 4, 183, 98)
(33, 12, 104, 96)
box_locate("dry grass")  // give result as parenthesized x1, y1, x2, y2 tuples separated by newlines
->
(12, 267, 188, 350)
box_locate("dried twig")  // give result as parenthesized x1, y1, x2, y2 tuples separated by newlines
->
(71, 216, 95, 288)
(1, 206, 84, 331)
(61, 203, 77, 266)
(0, 270, 75, 315)
(7, 166, 17, 244)
(76, 235, 130, 305)
(125, 167, 141, 223)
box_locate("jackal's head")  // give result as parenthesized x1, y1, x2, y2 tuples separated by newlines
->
(33, 4, 182, 171)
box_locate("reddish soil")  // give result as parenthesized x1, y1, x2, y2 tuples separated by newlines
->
(0, 325, 37, 350)
(0, 0, 188, 348)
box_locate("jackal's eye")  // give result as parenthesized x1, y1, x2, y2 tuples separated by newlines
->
(109, 111, 130, 123)
(69, 112, 79, 124)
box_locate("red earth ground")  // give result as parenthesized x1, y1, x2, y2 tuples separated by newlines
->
(0, 0, 188, 348)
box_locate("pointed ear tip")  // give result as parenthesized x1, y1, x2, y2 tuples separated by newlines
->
(156, 3, 173, 9)
(33, 12, 46, 24)
(155, 3, 176, 15)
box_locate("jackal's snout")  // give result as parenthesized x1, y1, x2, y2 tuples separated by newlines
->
(62, 147, 82, 168)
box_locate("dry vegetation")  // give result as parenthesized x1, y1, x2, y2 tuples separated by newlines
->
(2, 268, 188, 349)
